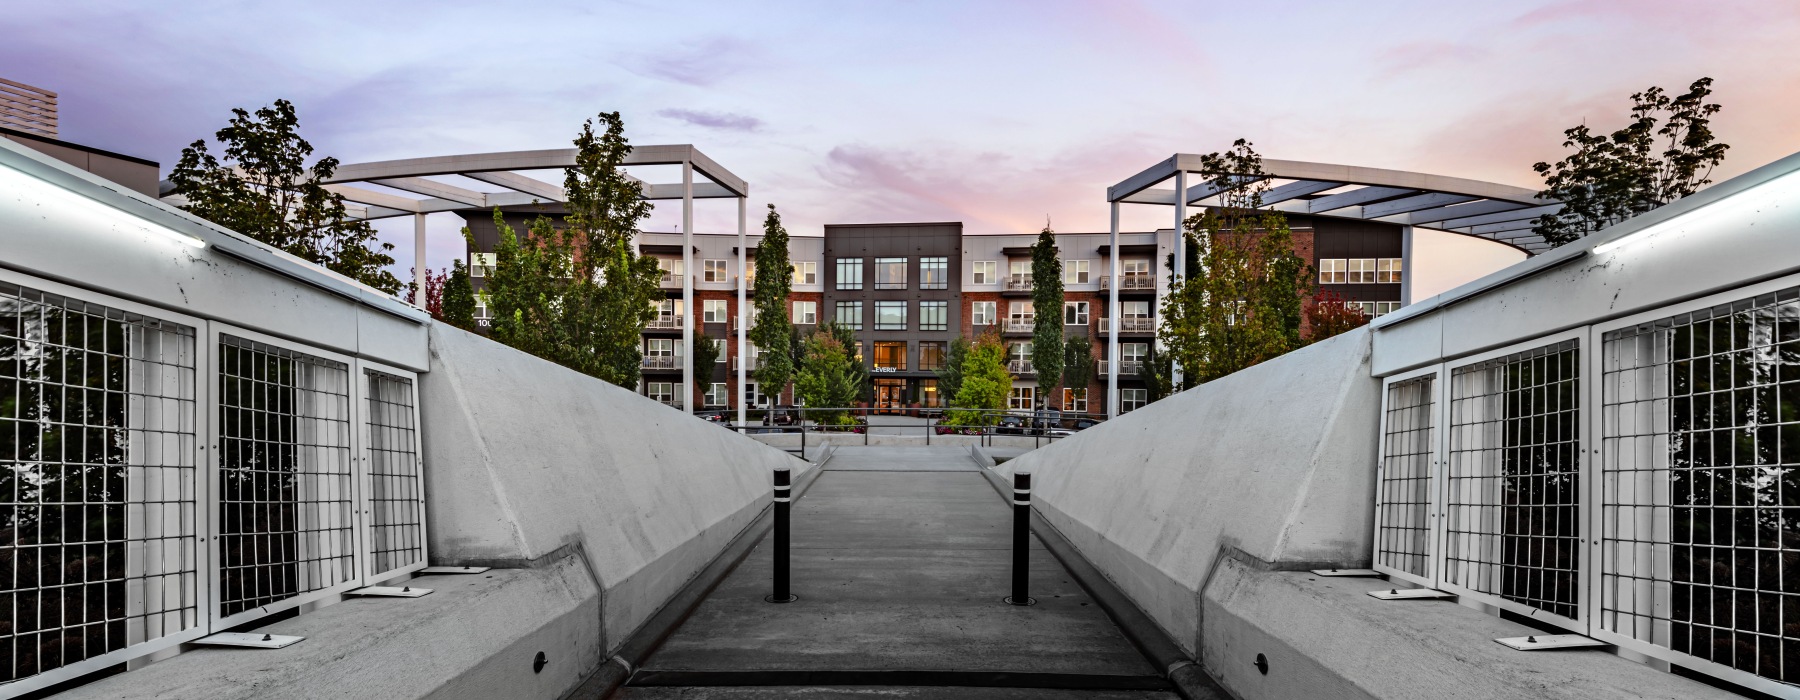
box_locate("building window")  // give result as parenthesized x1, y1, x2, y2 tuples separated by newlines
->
(874, 257, 907, 290)
(1008, 341, 1032, 375)
(972, 260, 996, 285)
(1008, 301, 1034, 325)
(836, 258, 863, 290)
(658, 257, 684, 283)
(703, 259, 728, 282)
(474, 293, 491, 320)
(1121, 388, 1147, 413)
(1008, 260, 1031, 288)
(1009, 386, 1036, 411)
(1350, 301, 1404, 317)
(648, 381, 678, 405)
(745, 381, 769, 407)
(971, 301, 996, 326)
(918, 342, 946, 371)
(653, 298, 684, 326)
(1319, 258, 1346, 284)
(792, 261, 817, 285)
(1122, 259, 1150, 277)
(705, 383, 728, 407)
(1063, 387, 1088, 413)
(920, 257, 948, 289)
(919, 301, 948, 331)
(713, 338, 727, 362)
(646, 337, 681, 358)
(1063, 259, 1089, 284)
(1064, 301, 1089, 325)
(875, 301, 907, 330)
(793, 301, 817, 325)
(471, 252, 497, 278)
(920, 379, 941, 408)
(704, 299, 728, 323)
(1377, 258, 1403, 284)
(1121, 342, 1148, 375)
(836, 300, 863, 330)
(1350, 258, 1378, 284)
(1122, 300, 1150, 320)
(874, 341, 907, 370)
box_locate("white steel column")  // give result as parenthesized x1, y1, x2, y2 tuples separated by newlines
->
(1399, 224, 1415, 306)
(1169, 170, 1185, 389)
(1107, 202, 1120, 420)
(412, 213, 427, 308)
(736, 196, 747, 427)
(682, 161, 694, 413)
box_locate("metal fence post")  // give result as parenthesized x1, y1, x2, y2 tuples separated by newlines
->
(1006, 469, 1034, 606)
(768, 466, 796, 603)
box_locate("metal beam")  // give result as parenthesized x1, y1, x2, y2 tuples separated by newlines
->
(465, 171, 565, 201)
(1258, 180, 1340, 206)
(369, 177, 488, 207)
(1304, 186, 1417, 214)
(1435, 204, 1562, 230)
(1397, 198, 1534, 225)
(1359, 192, 1478, 219)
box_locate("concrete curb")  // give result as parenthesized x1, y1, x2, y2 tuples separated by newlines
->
(975, 465, 1235, 700)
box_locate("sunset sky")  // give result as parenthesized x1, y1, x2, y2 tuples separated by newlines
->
(7, 0, 1799, 274)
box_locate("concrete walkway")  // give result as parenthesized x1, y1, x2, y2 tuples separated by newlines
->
(623, 446, 1174, 699)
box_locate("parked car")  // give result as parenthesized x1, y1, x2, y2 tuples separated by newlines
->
(762, 407, 798, 426)
(996, 414, 1028, 435)
(1071, 418, 1099, 431)
(695, 410, 729, 424)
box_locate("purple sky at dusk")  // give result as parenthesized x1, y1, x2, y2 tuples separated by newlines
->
(6, 0, 1799, 276)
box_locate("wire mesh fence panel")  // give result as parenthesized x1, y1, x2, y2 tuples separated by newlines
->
(1445, 339, 1582, 620)
(1601, 287, 1800, 686)
(1377, 374, 1436, 580)
(216, 335, 354, 618)
(364, 370, 423, 576)
(0, 283, 198, 683)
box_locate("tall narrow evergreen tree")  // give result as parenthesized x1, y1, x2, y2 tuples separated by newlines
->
(441, 259, 477, 331)
(750, 205, 796, 399)
(1029, 225, 1064, 406)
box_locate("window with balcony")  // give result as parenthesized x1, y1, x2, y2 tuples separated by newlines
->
(920, 257, 948, 289)
(792, 301, 817, 325)
(1120, 259, 1151, 288)
(1008, 301, 1034, 326)
(1064, 301, 1089, 325)
(1008, 341, 1032, 374)
(875, 257, 907, 290)
(1008, 260, 1031, 289)
(972, 260, 996, 285)
(703, 299, 728, 323)
(658, 257, 684, 283)
(918, 342, 946, 371)
(471, 252, 497, 278)
(1122, 301, 1150, 320)
(836, 258, 863, 290)
(875, 301, 907, 330)
(1009, 385, 1035, 410)
(651, 299, 684, 328)
(971, 301, 996, 325)
(1121, 388, 1146, 413)
(792, 261, 817, 285)
(874, 341, 907, 370)
(648, 382, 679, 405)
(1123, 259, 1150, 276)
(919, 301, 948, 331)
(1063, 259, 1089, 284)
(836, 300, 863, 330)
(705, 383, 728, 407)
(703, 259, 728, 282)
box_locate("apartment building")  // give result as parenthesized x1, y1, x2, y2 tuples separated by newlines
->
(821, 222, 963, 412)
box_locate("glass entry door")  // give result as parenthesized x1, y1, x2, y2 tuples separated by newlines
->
(874, 378, 907, 414)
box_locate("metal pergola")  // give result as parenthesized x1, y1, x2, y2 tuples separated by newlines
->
(1100, 155, 1563, 418)
(319, 146, 751, 422)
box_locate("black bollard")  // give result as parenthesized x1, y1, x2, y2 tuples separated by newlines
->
(767, 467, 797, 603)
(1006, 469, 1035, 606)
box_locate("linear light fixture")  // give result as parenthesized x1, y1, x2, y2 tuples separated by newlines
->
(0, 161, 207, 248)
(1594, 169, 1800, 256)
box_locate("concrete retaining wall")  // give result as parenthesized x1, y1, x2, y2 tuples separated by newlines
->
(420, 323, 813, 657)
(996, 327, 1381, 658)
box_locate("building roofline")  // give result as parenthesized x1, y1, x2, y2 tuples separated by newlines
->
(0, 125, 159, 167)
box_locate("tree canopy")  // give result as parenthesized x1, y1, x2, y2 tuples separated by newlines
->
(751, 205, 796, 398)
(793, 326, 860, 425)
(944, 332, 1010, 426)
(1531, 78, 1729, 246)
(1062, 333, 1094, 408)
(1030, 224, 1064, 405)
(168, 99, 400, 293)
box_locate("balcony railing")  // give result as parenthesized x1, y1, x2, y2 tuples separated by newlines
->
(1096, 317, 1156, 334)
(731, 355, 767, 371)
(659, 272, 685, 287)
(1100, 360, 1143, 376)
(642, 355, 682, 370)
(1004, 274, 1033, 291)
(1099, 274, 1154, 291)
(1006, 359, 1034, 375)
(646, 314, 684, 329)
(1002, 317, 1035, 334)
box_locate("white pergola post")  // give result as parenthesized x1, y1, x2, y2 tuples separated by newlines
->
(1169, 170, 1185, 389)
(682, 161, 694, 413)
(412, 213, 427, 308)
(1399, 224, 1415, 306)
(1107, 202, 1120, 420)
(736, 196, 747, 427)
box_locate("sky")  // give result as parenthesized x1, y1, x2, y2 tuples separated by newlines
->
(6, 0, 1800, 276)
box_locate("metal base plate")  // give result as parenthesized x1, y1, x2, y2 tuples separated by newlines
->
(764, 594, 799, 604)
(1003, 596, 1038, 606)
(421, 566, 490, 574)
(1367, 587, 1455, 600)
(195, 632, 304, 649)
(1310, 568, 1381, 577)
(349, 586, 432, 598)
(1495, 634, 1608, 651)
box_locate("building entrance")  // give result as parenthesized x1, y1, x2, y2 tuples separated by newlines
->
(874, 378, 907, 414)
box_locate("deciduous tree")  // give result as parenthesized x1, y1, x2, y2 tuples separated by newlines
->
(1062, 334, 1094, 411)
(168, 99, 400, 293)
(564, 113, 662, 388)
(1532, 78, 1729, 246)
(793, 328, 859, 425)
(944, 332, 1010, 426)
(936, 335, 970, 406)
(1303, 291, 1369, 343)
(1030, 225, 1064, 406)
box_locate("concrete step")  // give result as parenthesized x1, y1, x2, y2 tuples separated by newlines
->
(616, 685, 1180, 699)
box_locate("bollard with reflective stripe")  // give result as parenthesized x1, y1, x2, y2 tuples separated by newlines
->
(1006, 469, 1035, 606)
(767, 467, 797, 603)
